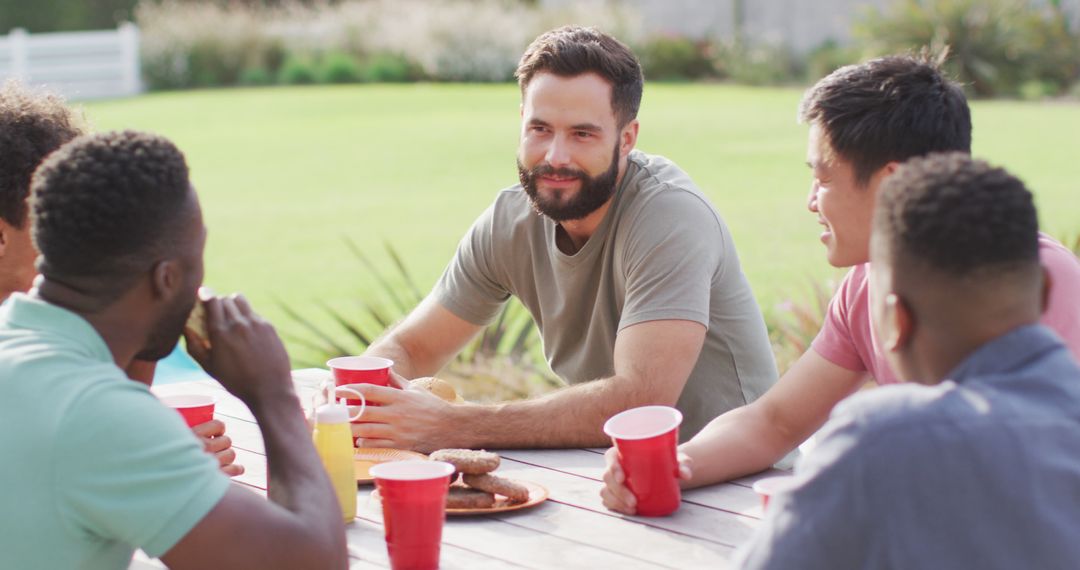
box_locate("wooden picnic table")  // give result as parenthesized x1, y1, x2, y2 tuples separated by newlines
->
(133, 370, 782, 569)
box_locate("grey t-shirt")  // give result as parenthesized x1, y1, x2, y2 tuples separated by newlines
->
(433, 150, 777, 438)
(735, 325, 1080, 569)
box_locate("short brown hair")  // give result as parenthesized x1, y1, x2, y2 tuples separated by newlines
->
(0, 81, 85, 228)
(515, 26, 643, 128)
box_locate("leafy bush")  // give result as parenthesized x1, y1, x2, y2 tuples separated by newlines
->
(803, 40, 862, 83)
(281, 241, 561, 403)
(855, 0, 1080, 97)
(137, 0, 642, 89)
(362, 53, 425, 83)
(238, 66, 274, 86)
(277, 56, 318, 85)
(638, 36, 718, 81)
(714, 41, 804, 86)
(138, 1, 286, 90)
(767, 278, 839, 375)
(318, 52, 363, 84)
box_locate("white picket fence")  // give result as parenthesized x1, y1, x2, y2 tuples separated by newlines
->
(0, 23, 141, 100)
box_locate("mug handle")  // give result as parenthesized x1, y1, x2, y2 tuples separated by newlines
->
(334, 385, 367, 422)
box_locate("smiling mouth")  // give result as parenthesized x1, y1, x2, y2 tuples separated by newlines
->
(542, 174, 579, 182)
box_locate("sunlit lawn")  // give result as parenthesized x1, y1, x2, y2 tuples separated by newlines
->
(85, 84, 1080, 365)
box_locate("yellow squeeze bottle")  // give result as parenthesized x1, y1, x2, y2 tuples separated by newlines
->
(312, 402, 356, 522)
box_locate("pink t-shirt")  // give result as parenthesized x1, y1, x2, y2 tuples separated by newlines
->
(812, 234, 1080, 384)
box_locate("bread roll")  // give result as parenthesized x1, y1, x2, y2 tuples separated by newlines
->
(411, 377, 461, 403)
(185, 300, 210, 349)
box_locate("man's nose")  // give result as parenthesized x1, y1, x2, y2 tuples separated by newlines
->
(545, 135, 572, 168)
(807, 182, 819, 213)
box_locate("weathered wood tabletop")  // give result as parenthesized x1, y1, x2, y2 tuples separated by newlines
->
(133, 370, 781, 569)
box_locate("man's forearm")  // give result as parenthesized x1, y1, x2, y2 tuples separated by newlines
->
(679, 405, 797, 488)
(247, 391, 342, 533)
(451, 376, 649, 449)
(365, 333, 445, 380)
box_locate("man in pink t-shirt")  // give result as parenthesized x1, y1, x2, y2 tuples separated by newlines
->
(601, 54, 1080, 513)
(814, 235, 1080, 386)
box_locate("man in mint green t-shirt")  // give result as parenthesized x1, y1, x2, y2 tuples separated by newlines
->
(0, 131, 348, 569)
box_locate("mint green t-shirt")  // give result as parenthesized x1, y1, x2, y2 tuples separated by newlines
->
(0, 294, 229, 570)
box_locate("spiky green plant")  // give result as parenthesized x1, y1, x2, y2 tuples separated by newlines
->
(767, 277, 840, 375)
(280, 239, 562, 402)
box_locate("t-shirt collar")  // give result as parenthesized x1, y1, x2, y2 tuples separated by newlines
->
(0, 292, 114, 364)
(944, 324, 1062, 385)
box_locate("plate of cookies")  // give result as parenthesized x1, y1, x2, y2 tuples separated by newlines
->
(429, 449, 549, 515)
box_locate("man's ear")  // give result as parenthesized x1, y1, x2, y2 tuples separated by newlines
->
(150, 259, 181, 300)
(883, 292, 915, 352)
(0, 219, 10, 258)
(1041, 264, 1053, 315)
(620, 119, 639, 157)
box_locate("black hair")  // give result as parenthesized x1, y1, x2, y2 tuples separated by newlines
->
(30, 130, 193, 298)
(875, 152, 1039, 278)
(0, 81, 84, 228)
(800, 53, 971, 186)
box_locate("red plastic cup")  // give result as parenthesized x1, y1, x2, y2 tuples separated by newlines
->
(160, 394, 215, 428)
(327, 356, 394, 406)
(603, 405, 683, 517)
(752, 475, 799, 510)
(370, 460, 455, 570)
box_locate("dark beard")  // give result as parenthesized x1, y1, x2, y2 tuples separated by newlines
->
(518, 143, 620, 222)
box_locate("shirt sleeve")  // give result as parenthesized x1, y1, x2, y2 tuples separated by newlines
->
(617, 190, 721, 331)
(1037, 235, 1080, 360)
(431, 203, 511, 326)
(810, 266, 867, 372)
(733, 410, 872, 570)
(56, 381, 229, 558)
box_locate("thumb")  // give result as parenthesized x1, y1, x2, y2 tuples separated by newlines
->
(388, 369, 411, 389)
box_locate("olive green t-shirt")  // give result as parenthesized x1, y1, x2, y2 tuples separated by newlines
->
(433, 150, 778, 438)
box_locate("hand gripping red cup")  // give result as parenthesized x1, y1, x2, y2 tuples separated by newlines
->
(603, 405, 683, 517)
(370, 460, 456, 570)
(327, 356, 394, 407)
(159, 394, 216, 428)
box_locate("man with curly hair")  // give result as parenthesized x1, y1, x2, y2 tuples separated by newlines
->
(0, 81, 241, 477)
(0, 131, 348, 569)
(0, 80, 84, 300)
(734, 153, 1080, 569)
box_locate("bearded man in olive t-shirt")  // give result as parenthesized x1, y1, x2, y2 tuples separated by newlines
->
(351, 26, 777, 451)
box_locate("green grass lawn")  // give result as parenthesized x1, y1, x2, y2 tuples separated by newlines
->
(85, 84, 1080, 365)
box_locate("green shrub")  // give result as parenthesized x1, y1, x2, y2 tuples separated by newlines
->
(318, 52, 363, 84)
(714, 42, 804, 86)
(361, 52, 424, 83)
(855, 0, 1080, 97)
(804, 40, 862, 83)
(238, 66, 274, 86)
(277, 56, 318, 85)
(767, 279, 838, 374)
(639, 36, 718, 81)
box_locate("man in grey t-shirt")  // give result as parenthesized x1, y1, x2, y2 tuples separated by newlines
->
(353, 26, 776, 451)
